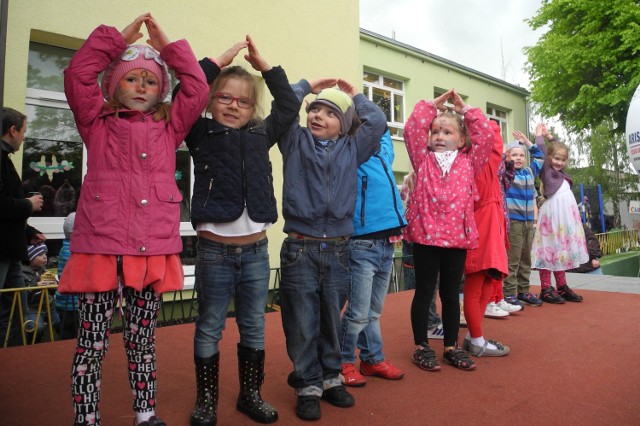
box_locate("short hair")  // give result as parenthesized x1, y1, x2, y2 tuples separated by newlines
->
(2, 107, 26, 136)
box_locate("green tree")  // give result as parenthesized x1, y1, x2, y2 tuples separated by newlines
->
(525, 0, 640, 226)
(525, 0, 640, 132)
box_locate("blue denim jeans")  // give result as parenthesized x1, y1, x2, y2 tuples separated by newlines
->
(194, 238, 271, 358)
(279, 237, 349, 391)
(339, 238, 393, 365)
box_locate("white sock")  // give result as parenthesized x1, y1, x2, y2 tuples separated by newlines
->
(465, 331, 471, 340)
(136, 411, 154, 425)
(470, 336, 485, 347)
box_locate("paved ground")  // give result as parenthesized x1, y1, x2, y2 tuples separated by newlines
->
(532, 270, 640, 294)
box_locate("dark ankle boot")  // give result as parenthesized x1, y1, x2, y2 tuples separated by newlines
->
(236, 344, 278, 423)
(190, 353, 219, 426)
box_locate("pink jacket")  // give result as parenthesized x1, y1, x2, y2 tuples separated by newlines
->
(403, 100, 493, 249)
(64, 25, 208, 256)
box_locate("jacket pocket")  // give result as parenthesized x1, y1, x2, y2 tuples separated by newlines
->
(149, 183, 183, 239)
(84, 182, 121, 238)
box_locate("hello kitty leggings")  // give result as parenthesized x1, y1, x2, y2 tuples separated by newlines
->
(71, 287, 161, 425)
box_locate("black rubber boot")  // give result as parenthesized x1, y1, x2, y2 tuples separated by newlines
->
(190, 353, 219, 426)
(236, 344, 278, 423)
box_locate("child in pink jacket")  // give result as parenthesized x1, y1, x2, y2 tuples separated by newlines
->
(58, 14, 207, 426)
(404, 89, 493, 372)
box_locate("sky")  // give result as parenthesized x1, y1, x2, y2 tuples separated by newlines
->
(359, 0, 545, 90)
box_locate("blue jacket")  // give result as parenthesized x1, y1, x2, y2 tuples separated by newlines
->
(278, 80, 387, 237)
(353, 130, 406, 236)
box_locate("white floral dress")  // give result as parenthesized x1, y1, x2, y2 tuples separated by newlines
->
(531, 180, 589, 270)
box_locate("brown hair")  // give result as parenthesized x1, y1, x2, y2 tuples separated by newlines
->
(208, 66, 264, 127)
(105, 98, 172, 122)
(2, 107, 26, 136)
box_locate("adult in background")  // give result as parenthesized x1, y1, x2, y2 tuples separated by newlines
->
(0, 107, 45, 345)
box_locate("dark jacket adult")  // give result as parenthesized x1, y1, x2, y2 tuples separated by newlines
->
(0, 141, 40, 262)
(568, 224, 603, 273)
(181, 59, 300, 228)
(278, 80, 386, 238)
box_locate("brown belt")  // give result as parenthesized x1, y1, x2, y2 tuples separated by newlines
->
(287, 232, 348, 242)
(198, 230, 266, 245)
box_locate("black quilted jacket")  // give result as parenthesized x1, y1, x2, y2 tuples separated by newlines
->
(183, 60, 300, 227)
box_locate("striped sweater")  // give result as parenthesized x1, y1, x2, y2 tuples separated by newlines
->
(505, 145, 544, 221)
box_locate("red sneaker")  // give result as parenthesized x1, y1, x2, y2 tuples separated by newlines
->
(341, 363, 366, 387)
(360, 360, 404, 380)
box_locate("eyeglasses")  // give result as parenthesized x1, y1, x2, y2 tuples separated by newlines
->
(213, 92, 256, 109)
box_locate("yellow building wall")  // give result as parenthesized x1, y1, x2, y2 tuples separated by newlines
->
(4, 0, 361, 267)
(360, 35, 530, 177)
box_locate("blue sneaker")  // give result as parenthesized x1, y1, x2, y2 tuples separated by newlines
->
(517, 292, 543, 306)
(504, 295, 524, 310)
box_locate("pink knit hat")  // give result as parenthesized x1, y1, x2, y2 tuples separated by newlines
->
(101, 45, 171, 101)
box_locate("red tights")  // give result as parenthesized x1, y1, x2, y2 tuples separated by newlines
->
(538, 269, 567, 288)
(463, 271, 496, 338)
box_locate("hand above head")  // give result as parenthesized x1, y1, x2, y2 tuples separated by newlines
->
(433, 89, 453, 112)
(337, 79, 358, 97)
(536, 122, 551, 138)
(214, 40, 249, 68)
(145, 14, 170, 51)
(120, 13, 150, 45)
(244, 35, 271, 72)
(450, 89, 467, 114)
(307, 78, 338, 94)
(513, 130, 532, 145)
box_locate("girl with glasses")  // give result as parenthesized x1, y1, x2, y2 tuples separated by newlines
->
(173, 35, 300, 426)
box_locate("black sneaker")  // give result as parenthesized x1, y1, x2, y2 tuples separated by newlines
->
(296, 395, 321, 420)
(517, 292, 543, 306)
(540, 287, 566, 304)
(558, 285, 583, 302)
(321, 385, 355, 408)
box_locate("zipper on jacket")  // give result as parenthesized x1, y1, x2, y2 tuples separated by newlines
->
(323, 144, 333, 237)
(360, 175, 368, 227)
(203, 178, 214, 207)
(378, 155, 404, 226)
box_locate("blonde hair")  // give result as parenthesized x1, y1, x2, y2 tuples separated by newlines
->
(105, 98, 171, 122)
(208, 66, 264, 127)
(546, 140, 569, 168)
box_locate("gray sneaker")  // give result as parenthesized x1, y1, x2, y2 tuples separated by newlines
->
(467, 339, 510, 357)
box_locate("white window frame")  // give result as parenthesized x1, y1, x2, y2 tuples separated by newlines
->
(486, 104, 510, 145)
(363, 70, 405, 137)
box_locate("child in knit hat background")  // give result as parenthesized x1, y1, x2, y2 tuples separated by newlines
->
(21, 243, 61, 341)
(57, 13, 208, 426)
(54, 212, 79, 340)
(277, 79, 386, 420)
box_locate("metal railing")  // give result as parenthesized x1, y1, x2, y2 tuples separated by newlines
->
(0, 256, 411, 348)
(596, 229, 640, 256)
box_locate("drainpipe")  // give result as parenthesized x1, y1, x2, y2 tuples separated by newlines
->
(0, 0, 8, 116)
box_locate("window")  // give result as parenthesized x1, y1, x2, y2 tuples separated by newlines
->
(486, 105, 510, 145)
(363, 71, 405, 138)
(24, 42, 198, 267)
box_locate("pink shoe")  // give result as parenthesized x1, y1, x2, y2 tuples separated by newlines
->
(360, 360, 404, 380)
